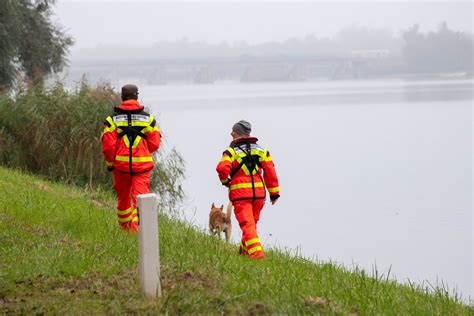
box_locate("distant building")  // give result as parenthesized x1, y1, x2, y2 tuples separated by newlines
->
(351, 49, 390, 59)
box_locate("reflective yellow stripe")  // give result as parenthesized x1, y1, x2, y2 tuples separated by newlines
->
(247, 245, 263, 255)
(102, 118, 116, 138)
(103, 126, 115, 133)
(106, 161, 114, 167)
(245, 237, 260, 247)
(240, 241, 247, 250)
(227, 147, 237, 158)
(131, 209, 138, 222)
(116, 121, 149, 127)
(230, 182, 264, 190)
(142, 126, 153, 133)
(234, 153, 261, 175)
(149, 115, 160, 131)
(106, 116, 115, 125)
(115, 155, 153, 163)
(118, 214, 133, 223)
(123, 135, 130, 147)
(236, 149, 263, 157)
(117, 208, 132, 215)
(121, 135, 142, 148)
(220, 155, 232, 163)
(132, 122, 149, 127)
(263, 156, 273, 162)
(132, 136, 141, 148)
(105, 117, 116, 131)
(234, 149, 264, 162)
(142, 125, 159, 133)
(223, 147, 236, 163)
(227, 146, 266, 175)
(268, 187, 279, 193)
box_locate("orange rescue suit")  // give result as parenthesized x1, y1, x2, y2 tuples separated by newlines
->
(101, 99, 160, 232)
(216, 136, 280, 259)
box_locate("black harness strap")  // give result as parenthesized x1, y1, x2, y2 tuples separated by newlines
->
(231, 143, 266, 202)
(117, 126, 148, 140)
(104, 119, 112, 127)
(127, 113, 133, 174)
(229, 158, 245, 179)
(244, 143, 256, 202)
(109, 107, 154, 175)
(227, 146, 263, 179)
(114, 111, 149, 174)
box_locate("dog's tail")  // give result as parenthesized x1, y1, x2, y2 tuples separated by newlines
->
(226, 202, 233, 224)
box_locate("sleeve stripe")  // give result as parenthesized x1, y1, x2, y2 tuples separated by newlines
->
(220, 156, 232, 163)
(268, 187, 279, 193)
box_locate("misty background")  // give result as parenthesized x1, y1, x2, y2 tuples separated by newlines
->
(55, 1, 473, 85)
(53, 1, 473, 301)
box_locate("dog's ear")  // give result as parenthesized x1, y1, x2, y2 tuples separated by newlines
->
(220, 204, 224, 210)
(211, 202, 215, 208)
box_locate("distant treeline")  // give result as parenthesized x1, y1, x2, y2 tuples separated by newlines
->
(403, 22, 473, 73)
(74, 23, 473, 75)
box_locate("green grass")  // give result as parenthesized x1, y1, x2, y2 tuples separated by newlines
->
(0, 166, 471, 315)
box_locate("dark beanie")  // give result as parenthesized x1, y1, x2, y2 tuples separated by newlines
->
(232, 120, 251, 136)
(121, 84, 139, 99)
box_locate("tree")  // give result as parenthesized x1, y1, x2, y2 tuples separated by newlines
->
(402, 22, 473, 73)
(336, 25, 398, 51)
(0, 0, 73, 91)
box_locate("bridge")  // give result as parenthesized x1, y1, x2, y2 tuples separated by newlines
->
(69, 53, 400, 84)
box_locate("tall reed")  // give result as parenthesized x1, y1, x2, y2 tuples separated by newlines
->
(0, 82, 185, 207)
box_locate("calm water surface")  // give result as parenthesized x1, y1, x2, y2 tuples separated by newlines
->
(139, 79, 472, 300)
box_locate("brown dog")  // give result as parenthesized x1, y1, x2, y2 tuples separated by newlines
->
(209, 202, 232, 242)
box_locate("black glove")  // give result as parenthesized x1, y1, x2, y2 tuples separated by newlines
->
(107, 166, 114, 172)
(270, 194, 280, 202)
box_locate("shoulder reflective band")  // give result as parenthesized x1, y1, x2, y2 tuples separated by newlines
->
(220, 155, 232, 163)
(105, 116, 115, 127)
(142, 125, 158, 133)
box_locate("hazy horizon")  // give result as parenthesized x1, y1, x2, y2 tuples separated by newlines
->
(54, 1, 473, 52)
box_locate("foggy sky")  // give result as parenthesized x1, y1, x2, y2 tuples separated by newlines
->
(54, 1, 473, 51)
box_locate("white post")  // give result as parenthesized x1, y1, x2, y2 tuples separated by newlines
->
(137, 193, 161, 298)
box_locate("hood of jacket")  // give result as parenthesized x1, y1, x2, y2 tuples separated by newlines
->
(114, 99, 144, 112)
(230, 136, 258, 147)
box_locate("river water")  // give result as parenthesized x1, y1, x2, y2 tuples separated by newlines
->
(137, 79, 472, 300)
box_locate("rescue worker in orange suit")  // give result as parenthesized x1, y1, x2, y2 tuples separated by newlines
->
(216, 120, 280, 259)
(101, 84, 160, 233)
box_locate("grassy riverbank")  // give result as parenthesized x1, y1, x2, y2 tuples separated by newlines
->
(0, 167, 471, 314)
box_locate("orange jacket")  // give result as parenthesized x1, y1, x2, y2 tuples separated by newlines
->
(101, 99, 160, 174)
(216, 136, 280, 202)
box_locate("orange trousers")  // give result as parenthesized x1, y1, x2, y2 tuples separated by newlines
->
(233, 199, 265, 259)
(112, 170, 151, 233)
